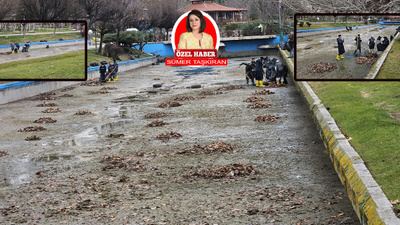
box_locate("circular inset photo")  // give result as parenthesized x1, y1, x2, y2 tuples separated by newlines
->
(171, 10, 220, 52)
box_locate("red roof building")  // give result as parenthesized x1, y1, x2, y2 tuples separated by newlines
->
(179, 0, 248, 24)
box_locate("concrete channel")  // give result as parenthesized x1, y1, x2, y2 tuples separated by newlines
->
(0, 48, 363, 224)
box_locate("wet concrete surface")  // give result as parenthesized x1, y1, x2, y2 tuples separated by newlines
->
(297, 25, 397, 79)
(0, 57, 360, 224)
(0, 41, 85, 64)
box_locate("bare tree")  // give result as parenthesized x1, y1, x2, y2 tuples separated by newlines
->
(18, 0, 75, 20)
(146, 0, 181, 39)
(95, 0, 119, 54)
(110, 0, 139, 46)
(0, 0, 14, 20)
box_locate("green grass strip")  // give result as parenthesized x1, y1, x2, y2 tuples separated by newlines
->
(308, 81, 400, 208)
(297, 22, 366, 31)
(377, 40, 400, 79)
(0, 33, 82, 45)
(0, 51, 85, 79)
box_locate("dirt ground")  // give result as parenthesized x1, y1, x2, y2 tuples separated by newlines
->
(296, 25, 397, 79)
(0, 57, 360, 224)
(0, 41, 85, 64)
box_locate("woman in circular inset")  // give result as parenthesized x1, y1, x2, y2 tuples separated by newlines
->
(177, 10, 214, 49)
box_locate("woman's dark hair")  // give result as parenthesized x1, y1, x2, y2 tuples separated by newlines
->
(186, 10, 206, 33)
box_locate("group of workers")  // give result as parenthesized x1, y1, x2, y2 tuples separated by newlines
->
(242, 56, 288, 87)
(99, 61, 119, 83)
(336, 33, 390, 60)
(10, 42, 30, 53)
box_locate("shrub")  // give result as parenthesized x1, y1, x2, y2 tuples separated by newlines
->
(299, 22, 304, 27)
(225, 23, 241, 30)
(306, 21, 311, 27)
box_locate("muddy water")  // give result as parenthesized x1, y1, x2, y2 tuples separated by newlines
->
(297, 25, 396, 79)
(0, 57, 359, 224)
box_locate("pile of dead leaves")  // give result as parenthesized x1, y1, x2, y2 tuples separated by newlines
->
(60, 87, 76, 92)
(42, 108, 60, 113)
(34, 117, 57, 124)
(355, 53, 378, 65)
(216, 85, 242, 91)
(80, 80, 104, 86)
(177, 141, 238, 154)
(36, 102, 58, 107)
(146, 119, 168, 127)
(25, 135, 41, 141)
(0, 151, 8, 158)
(144, 112, 173, 119)
(158, 101, 182, 108)
(190, 162, 258, 179)
(107, 133, 124, 138)
(34, 92, 57, 100)
(252, 89, 275, 95)
(174, 96, 203, 101)
(101, 155, 145, 171)
(92, 90, 108, 94)
(101, 87, 117, 90)
(264, 81, 286, 88)
(59, 94, 73, 97)
(247, 102, 271, 109)
(244, 96, 266, 102)
(18, 126, 47, 132)
(308, 62, 337, 74)
(198, 91, 223, 96)
(254, 115, 280, 122)
(155, 132, 182, 142)
(75, 110, 93, 115)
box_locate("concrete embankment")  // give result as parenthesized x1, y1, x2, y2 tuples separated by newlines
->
(280, 48, 400, 224)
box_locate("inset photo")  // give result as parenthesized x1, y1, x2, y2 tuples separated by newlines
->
(295, 14, 400, 81)
(0, 21, 86, 81)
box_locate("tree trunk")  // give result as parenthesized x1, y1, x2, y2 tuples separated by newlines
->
(22, 24, 26, 39)
(53, 23, 57, 36)
(98, 33, 105, 55)
(116, 29, 120, 46)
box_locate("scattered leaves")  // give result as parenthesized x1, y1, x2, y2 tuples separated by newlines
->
(92, 90, 109, 94)
(355, 53, 378, 65)
(101, 155, 145, 171)
(174, 96, 204, 101)
(189, 162, 258, 179)
(244, 96, 266, 102)
(252, 89, 275, 95)
(34, 117, 57, 124)
(0, 151, 8, 158)
(59, 94, 73, 97)
(42, 108, 60, 113)
(75, 110, 93, 115)
(146, 119, 168, 127)
(391, 199, 400, 205)
(158, 101, 182, 108)
(60, 86, 76, 92)
(247, 102, 271, 109)
(36, 102, 58, 107)
(155, 132, 182, 142)
(144, 112, 173, 119)
(80, 80, 104, 86)
(25, 135, 41, 141)
(18, 126, 47, 132)
(107, 133, 124, 138)
(254, 115, 280, 122)
(177, 141, 238, 154)
(198, 91, 223, 96)
(308, 62, 337, 74)
(216, 85, 242, 91)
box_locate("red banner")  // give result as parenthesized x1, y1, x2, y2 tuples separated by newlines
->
(175, 49, 218, 58)
(165, 58, 227, 66)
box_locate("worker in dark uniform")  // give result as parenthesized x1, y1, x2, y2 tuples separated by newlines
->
(255, 57, 264, 87)
(368, 35, 375, 53)
(99, 61, 107, 83)
(337, 35, 345, 60)
(354, 34, 362, 56)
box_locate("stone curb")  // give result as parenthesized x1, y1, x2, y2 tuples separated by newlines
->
(366, 32, 400, 79)
(279, 48, 399, 224)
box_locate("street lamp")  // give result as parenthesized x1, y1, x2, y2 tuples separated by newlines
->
(278, 0, 283, 43)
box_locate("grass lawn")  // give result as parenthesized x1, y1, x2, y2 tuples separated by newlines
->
(308, 81, 400, 210)
(376, 40, 400, 79)
(0, 33, 82, 45)
(297, 22, 367, 31)
(0, 51, 85, 80)
(87, 49, 152, 64)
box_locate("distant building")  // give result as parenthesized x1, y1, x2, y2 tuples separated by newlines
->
(179, 0, 248, 25)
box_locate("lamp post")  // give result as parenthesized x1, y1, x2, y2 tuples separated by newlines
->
(278, 0, 283, 43)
